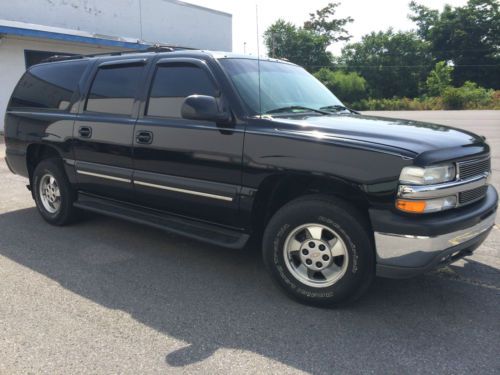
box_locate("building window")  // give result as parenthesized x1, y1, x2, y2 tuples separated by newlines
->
(24, 50, 76, 69)
(146, 64, 216, 118)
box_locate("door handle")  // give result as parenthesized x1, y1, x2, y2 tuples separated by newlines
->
(78, 126, 92, 138)
(136, 131, 153, 144)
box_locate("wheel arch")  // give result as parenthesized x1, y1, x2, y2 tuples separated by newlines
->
(251, 173, 371, 234)
(25, 143, 68, 197)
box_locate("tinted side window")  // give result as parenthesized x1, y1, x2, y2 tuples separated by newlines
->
(147, 64, 216, 118)
(86, 64, 144, 115)
(9, 61, 88, 111)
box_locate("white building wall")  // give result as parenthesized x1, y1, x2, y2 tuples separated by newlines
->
(1, 0, 232, 50)
(0, 36, 122, 130)
(140, 1, 232, 50)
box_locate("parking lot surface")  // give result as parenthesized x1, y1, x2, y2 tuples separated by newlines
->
(0, 110, 499, 374)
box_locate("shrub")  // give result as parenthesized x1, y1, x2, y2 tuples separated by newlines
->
(492, 91, 500, 109)
(348, 80, 495, 111)
(441, 87, 466, 109)
(353, 97, 442, 111)
(314, 68, 368, 105)
(442, 81, 493, 109)
(426, 61, 453, 97)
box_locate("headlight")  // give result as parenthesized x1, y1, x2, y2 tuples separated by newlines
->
(396, 196, 457, 214)
(399, 164, 456, 185)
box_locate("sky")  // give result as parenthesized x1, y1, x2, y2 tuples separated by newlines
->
(184, 0, 469, 56)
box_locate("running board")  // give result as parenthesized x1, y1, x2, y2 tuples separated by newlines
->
(74, 193, 249, 249)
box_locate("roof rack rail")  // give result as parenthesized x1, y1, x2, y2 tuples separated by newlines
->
(41, 43, 198, 63)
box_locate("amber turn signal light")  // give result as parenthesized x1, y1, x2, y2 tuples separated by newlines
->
(396, 199, 427, 214)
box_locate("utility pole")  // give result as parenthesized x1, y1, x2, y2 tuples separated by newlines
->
(271, 33, 276, 58)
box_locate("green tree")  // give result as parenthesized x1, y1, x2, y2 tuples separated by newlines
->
(314, 68, 367, 104)
(264, 20, 332, 70)
(303, 2, 353, 44)
(264, 2, 353, 70)
(426, 61, 453, 96)
(409, 0, 500, 89)
(339, 29, 434, 98)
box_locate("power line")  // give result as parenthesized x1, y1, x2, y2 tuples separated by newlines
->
(340, 48, 499, 53)
(303, 64, 500, 69)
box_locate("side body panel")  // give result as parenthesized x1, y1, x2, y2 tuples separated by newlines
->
(72, 57, 152, 202)
(3, 59, 94, 183)
(4, 111, 76, 180)
(238, 118, 413, 228)
(132, 56, 245, 227)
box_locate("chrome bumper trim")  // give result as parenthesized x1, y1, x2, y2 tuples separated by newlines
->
(374, 211, 496, 267)
(398, 173, 490, 199)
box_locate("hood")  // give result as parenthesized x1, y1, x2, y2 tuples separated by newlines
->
(269, 113, 485, 158)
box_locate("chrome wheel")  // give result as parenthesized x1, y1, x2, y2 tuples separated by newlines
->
(283, 223, 349, 288)
(39, 173, 61, 214)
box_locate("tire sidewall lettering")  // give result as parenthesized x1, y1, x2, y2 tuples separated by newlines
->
(271, 213, 361, 299)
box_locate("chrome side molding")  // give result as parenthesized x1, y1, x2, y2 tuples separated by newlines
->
(134, 180, 234, 202)
(75, 168, 234, 202)
(76, 170, 131, 183)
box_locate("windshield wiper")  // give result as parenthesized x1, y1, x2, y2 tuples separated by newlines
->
(265, 105, 329, 115)
(319, 105, 358, 114)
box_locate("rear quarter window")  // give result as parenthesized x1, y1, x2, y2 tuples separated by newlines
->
(8, 60, 88, 111)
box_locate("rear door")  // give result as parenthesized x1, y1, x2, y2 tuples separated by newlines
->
(132, 57, 244, 226)
(73, 58, 149, 202)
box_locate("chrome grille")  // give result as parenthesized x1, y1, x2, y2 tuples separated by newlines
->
(458, 157, 491, 180)
(459, 186, 488, 205)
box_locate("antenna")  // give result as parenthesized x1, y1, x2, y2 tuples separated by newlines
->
(256, 4, 262, 117)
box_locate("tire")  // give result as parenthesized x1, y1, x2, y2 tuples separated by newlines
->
(32, 158, 79, 226)
(262, 195, 374, 307)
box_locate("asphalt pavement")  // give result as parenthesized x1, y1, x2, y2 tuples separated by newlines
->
(0, 110, 499, 374)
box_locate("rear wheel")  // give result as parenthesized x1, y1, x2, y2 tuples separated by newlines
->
(262, 195, 374, 307)
(33, 158, 79, 225)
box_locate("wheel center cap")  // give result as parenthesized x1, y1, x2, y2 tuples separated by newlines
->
(299, 239, 332, 271)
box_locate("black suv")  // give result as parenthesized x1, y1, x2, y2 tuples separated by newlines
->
(4, 49, 497, 306)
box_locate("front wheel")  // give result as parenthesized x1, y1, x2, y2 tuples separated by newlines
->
(262, 195, 374, 307)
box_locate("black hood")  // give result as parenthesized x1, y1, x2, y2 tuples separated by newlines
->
(269, 113, 486, 161)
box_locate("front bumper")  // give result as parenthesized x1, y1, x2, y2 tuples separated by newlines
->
(371, 185, 498, 278)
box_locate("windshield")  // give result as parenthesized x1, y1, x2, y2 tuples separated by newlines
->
(219, 58, 344, 115)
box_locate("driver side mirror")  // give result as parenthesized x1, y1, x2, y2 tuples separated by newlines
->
(181, 95, 231, 123)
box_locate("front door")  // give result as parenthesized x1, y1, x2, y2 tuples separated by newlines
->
(132, 58, 244, 226)
(73, 58, 148, 202)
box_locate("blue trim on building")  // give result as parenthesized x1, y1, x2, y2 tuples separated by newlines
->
(0, 25, 151, 49)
